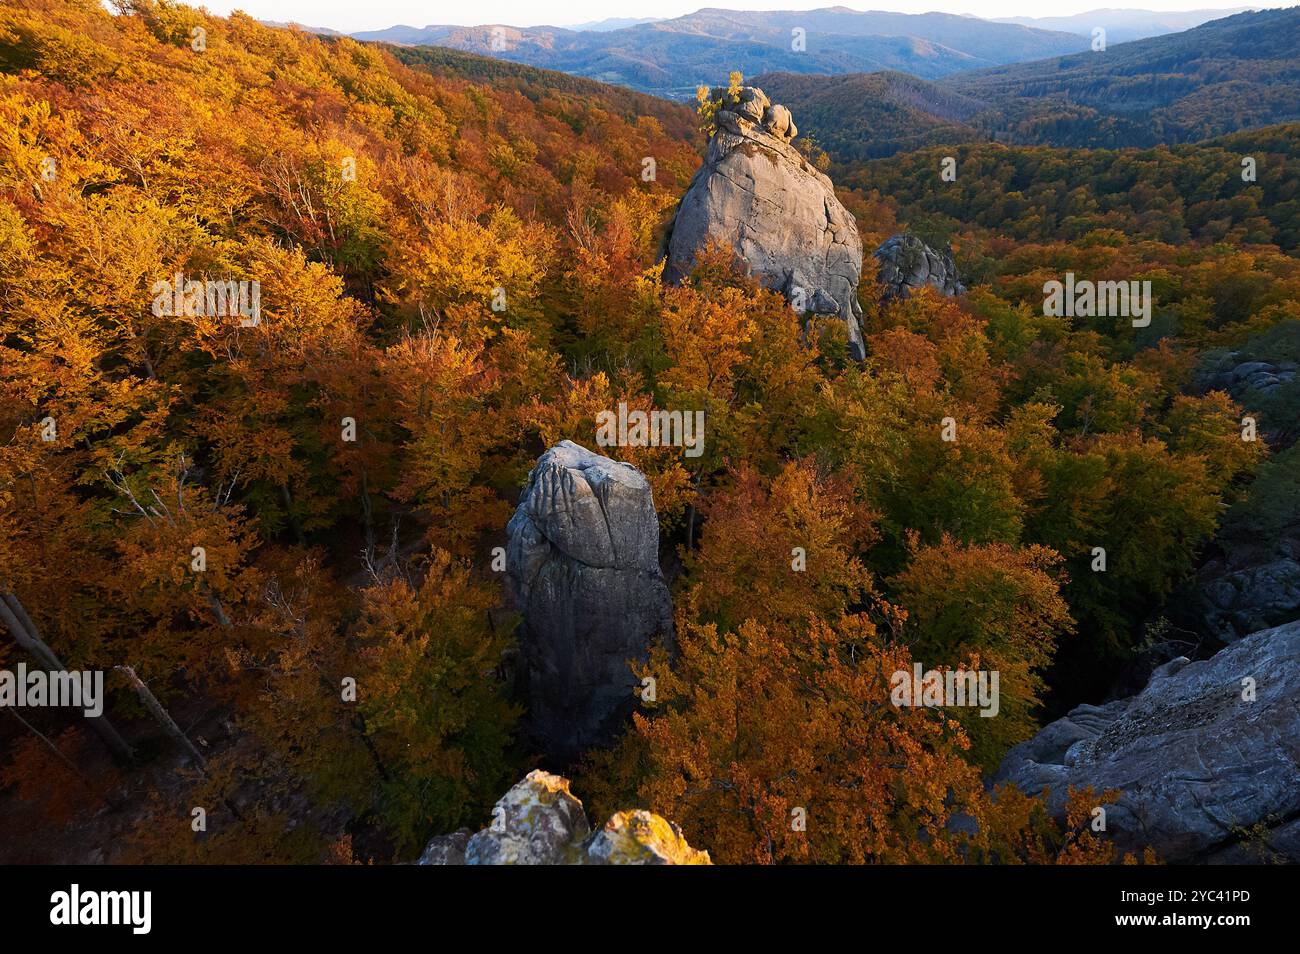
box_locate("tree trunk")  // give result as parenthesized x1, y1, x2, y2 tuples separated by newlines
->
(4, 707, 95, 791)
(0, 592, 135, 762)
(280, 483, 306, 544)
(114, 665, 205, 769)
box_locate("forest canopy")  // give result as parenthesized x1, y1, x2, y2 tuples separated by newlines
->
(0, 0, 1293, 865)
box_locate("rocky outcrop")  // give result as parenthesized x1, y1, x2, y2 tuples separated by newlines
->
(874, 233, 965, 300)
(996, 619, 1300, 862)
(1196, 355, 1298, 405)
(418, 770, 711, 865)
(662, 85, 866, 359)
(506, 441, 673, 763)
(1182, 441, 1300, 643)
(416, 828, 470, 865)
(1185, 326, 1300, 639)
(1197, 556, 1300, 644)
(1193, 351, 1297, 453)
(1193, 323, 1299, 451)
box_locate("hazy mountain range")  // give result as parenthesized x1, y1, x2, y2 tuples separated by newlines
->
(349, 7, 1093, 97)
(568, 17, 665, 31)
(994, 7, 1257, 44)
(337, 6, 1279, 99)
(757, 7, 1300, 158)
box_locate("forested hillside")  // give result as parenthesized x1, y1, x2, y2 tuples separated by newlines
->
(1, 1, 1295, 865)
(840, 125, 1300, 253)
(951, 7, 1300, 147)
(0, 0, 703, 861)
(756, 69, 988, 159)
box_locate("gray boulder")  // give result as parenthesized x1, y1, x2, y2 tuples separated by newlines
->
(662, 85, 866, 359)
(874, 233, 966, 300)
(418, 771, 711, 865)
(996, 619, 1300, 862)
(506, 441, 673, 763)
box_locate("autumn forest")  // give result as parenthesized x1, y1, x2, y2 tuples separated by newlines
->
(1, 0, 1298, 869)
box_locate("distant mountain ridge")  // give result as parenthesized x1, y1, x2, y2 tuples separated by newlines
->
(760, 7, 1300, 159)
(350, 7, 1090, 98)
(994, 7, 1257, 44)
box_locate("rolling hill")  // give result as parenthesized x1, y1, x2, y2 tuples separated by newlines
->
(756, 70, 989, 159)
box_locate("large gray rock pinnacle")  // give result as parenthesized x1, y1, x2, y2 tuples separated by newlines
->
(662, 85, 866, 359)
(996, 619, 1300, 862)
(506, 441, 673, 763)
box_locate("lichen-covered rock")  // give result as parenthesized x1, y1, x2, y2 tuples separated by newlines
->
(874, 233, 965, 300)
(506, 441, 673, 763)
(996, 619, 1300, 862)
(463, 771, 590, 865)
(584, 810, 712, 865)
(662, 85, 866, 359)
(418, 772, 710, 865)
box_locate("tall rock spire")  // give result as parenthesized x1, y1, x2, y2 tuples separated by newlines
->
(663, 85, 866, 359)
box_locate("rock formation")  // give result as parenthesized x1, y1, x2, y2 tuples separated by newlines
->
(1197, 556, 1300, 644)
(1196, 354, 1298, 409)
(662, 85, 866, 359)
(1192, 324, 1298, 451)
(505, 441, 673, 763)
(996, 618, 1300, 862)
(874, 233, 965, 300)
(1184, 330, 1300, 640)
(418, 770, 710, 865)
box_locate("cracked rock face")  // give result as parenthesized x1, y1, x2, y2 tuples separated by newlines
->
(996, 619, 1300, 862)
(874, 233, 965, 300)
(506, 441, 673, 763)
(662, 85, 866, 359)
(418, 771, 711, 865)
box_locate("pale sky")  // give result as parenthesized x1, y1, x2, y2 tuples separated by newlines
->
(197, 2, 1291, 34)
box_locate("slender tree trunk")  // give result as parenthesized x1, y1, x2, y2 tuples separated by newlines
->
(4, 707, 95, 791)
(350, 711, 390, 782)
(685, 471, 704, 552)
(114, 667, 246, 821)
(360, 467, 375, 557)
(202, 587, 233, 630)
(114, 665, 205, 769)
(280, 483, 306, 544)
(0, 592, 135, 762)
